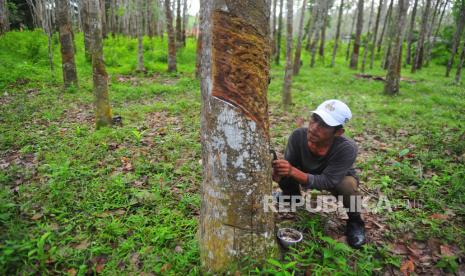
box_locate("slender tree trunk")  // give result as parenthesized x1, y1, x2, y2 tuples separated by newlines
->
(196, 0, 205, 78)
(81, 0, 92, 61)
(434, 0, 449, 38)
(405, 0, 418, 65)
(377, 0, 393, 54)
(331, 0, 344, 67)
(293, 0, 307, 74)
(318, 13, 327, 57)
(361, 0, 375, 72)
(445, 2, 465, 77)
(175, 0, 182, 47)
(165, 0, 177, 72)
(100, 0, 107, 38)
(384, 0, 408, 94)
(310, 29, 320, 67)
(275, 0, 284, 65)
(455, 40, 465, 84)
(0, 0, 9, 35)
(199, 1, 277, 272)
(350, 0, 364, 69)
(346, 8, 357, 61)
(305, 4, 317, 51)
(283, 0, 294, 110)
(57, 0, 78, 88)
(411, 0, 432, 73)
(369, 0, 383, 68)
(271, 0, 277, 54)
(137, 0, 146, 72)
(424, 0, 442, 66)
(44, 1, 54, 74)
(88, 0, 113, 128)
(182, 0, 188, 46)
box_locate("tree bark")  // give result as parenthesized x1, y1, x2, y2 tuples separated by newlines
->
(196, 0, 205, 79)
(384, 0, 408, 95)
(199, 0, 277, 273)
(293, 0, 307, 74)
(331, 0, 344, 67)
(137, 0, 146, 72)
(0, 0, 9, 35)
(318, 13, 327, 58)
(182, 0, 188, 46)
(89, 0, 113, 128)
(377, 0, 393, 54)
(283, 0, 294, 109)
(454, 40, 465, 84)
(423, 0, 442, 67)
(405, 0, 418, 65)
(165, 0, 177, 72)
(369, 0, 383, 68)
(275, 0, 284, 65)
(361, 0, 375, 72)
(349, 0, 364, 69)
(346, 7, 357, 61)
(100, 0, 107, 38)
(445, 1, 465, 77)
(271, 0, 277, 54)
(81, 0, 92, 61)
(434, 0, 449, 38)
(175, 0, 182, 47)
(57, 0, 78, 88)
(411, 0, 432, 73)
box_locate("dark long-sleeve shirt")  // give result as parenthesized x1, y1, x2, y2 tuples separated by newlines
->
(284, 128, 358, 191)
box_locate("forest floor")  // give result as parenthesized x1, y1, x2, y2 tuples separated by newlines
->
(1, 31, 465, 275)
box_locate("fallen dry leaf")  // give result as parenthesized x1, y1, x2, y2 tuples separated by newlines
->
(440, 245, 454, 257)
(400, 258, 415, 276)
(430, 213, 448, 220)
(67, 268, 77, 276)
(31, 213, 43, 220)
(390, 243, 408, 255)
(160, 263, 171, 273)
(75, 239, 89, 250)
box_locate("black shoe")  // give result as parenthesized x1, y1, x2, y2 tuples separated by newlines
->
(346, 219, 366, 249)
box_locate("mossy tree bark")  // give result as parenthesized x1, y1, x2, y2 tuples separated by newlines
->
(384, 0, 408, 95)
(349, 0, 364, 69)
(89, 0, 113, 128)
(57, 0, 78, 88)
(282, 0, 293, 110)
(199, 0, 278, 273)
(164, 0, 177, 72)
(445, 1, 465, 77)
(81, 0, 92, 61)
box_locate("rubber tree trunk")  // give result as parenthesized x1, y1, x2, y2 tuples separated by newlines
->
(271, 0, 277, 55)
(196, 0, 205, 78)
(282, 0, 294, 110)
(175, 0, 182, 47)
(293, 0, 307, 74)
(411, 0, 431, 73)
(137, 0, 146, 72)
(331, 0, 344, 67)
(164, 0, 177, 72)
(199, 0, 277, 272)
(57, 0, 78, 88)
(405, 0, 418, 65)
(318, 14, 327, 57)
(384, 0, 408, 95)
(350, 0, 364, 69)
(346, 8, 357, 61)
(182, 0, 188, 46)
(81, 0, 92, 61)
(275, 0, 284, 65)
(377, 0, 393, 54)
(100, 0, 107, 38)
(369, 0, 383, 69)
(434, 0, 449, 38)
(423, 0, 442, 67)
(445, 2, 465, 77)
(89, 0, 113, 128)
(361, 0, 375, 72)
(0, 0, 9, 35)
(455, 40, 465, 84)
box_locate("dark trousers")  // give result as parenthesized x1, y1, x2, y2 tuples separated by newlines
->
(278, 176, 363, 221)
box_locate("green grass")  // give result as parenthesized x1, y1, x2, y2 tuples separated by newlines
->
(1, 30, 464, 275)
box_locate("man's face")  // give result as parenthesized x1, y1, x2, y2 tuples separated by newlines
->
(307, 114, 338, 144)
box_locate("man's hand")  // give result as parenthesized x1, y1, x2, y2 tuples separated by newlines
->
(273, 159, 293, 177)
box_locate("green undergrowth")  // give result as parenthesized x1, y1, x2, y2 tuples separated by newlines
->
(1, 30, 464, 274)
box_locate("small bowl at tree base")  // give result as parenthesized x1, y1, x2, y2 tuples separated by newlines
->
(277, 228, 303, 248)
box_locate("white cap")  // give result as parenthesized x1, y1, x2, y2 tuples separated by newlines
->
(311, 99, 352, 126)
